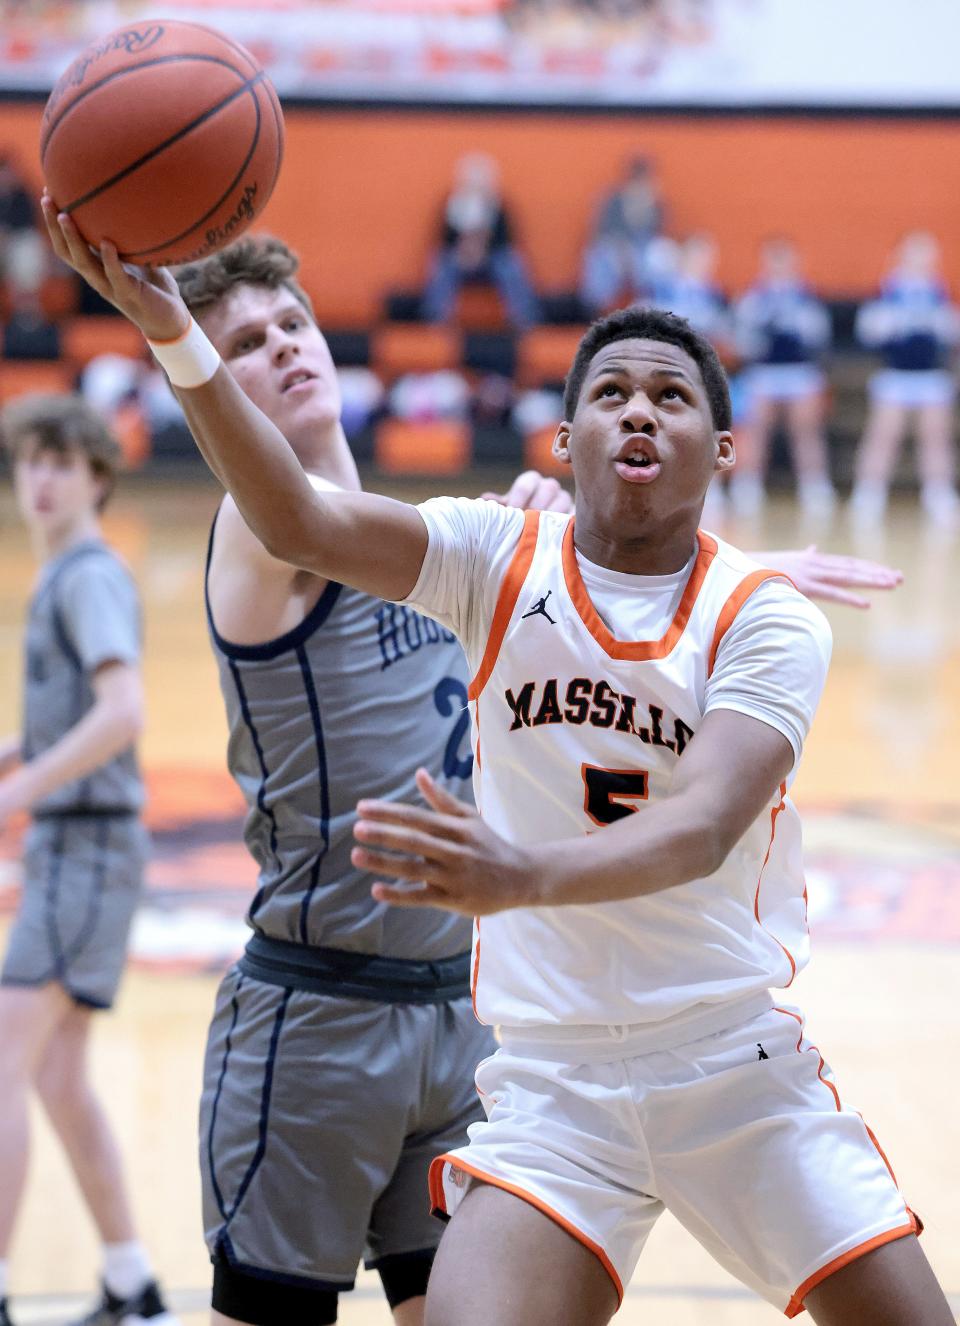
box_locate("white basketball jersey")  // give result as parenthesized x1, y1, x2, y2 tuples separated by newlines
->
(466, 510, 810, 1032)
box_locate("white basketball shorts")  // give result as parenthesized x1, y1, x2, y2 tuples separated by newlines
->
(868, 368, 956, 409)
(748, 363, 826, 402)
(429, 1003, 919, 1317)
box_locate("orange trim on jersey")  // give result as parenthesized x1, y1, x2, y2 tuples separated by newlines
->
(772, 1004, 842, 1111)
(428, 1153, 625, 1307)
(471, 919, 483, 1021)
(769, 1007, 922, 1310)
(784, 1219, 920, 1318)
(860, 1116, 898, 1186)
(561, 523, 718, 660)
(774, 1004, 805, 1051)
(468, 509, 542, 702)
(755, 785, 798, 985)
(856, 1113, 922, 1235)
(707, 569, 788, 676)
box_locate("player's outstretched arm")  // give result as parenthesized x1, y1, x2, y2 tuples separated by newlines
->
(0, 662, 142, 830)
(351, 709, 793, 915)
(41, 200, 428, 601)
(753, 545, 902, 609)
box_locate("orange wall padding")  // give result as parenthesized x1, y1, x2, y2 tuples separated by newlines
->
(4, 101, 960, 325)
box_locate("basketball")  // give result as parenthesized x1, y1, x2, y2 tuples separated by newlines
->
(40, 19, 284, 267)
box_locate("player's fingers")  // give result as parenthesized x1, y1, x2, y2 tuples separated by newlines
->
(40, 194, 71, 260)
(370, 881, 455, 909)
(528, 476, 563, 511)
(355, 797, 467, 837)
(810, 584, 870, 609)
(546, 485, 574, 513)
(350, 844, 452, 883)
(814, 557, 903, 587)
(479, 490, 508, 505)
(415, 767, 475, 817)
(500, 470, 541, 510)
(55, 210, 110, 286)
(100, 239, 138, 294)
(353, 819, 464, 864)
(153, 265, 181, 297)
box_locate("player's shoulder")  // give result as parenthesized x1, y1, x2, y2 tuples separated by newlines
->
(707, 534, 832, 643)
(59, 540, 137, 599)
(214, 492, 292, 572)
(212, 494, 331, 614)
(419, 493, 532, 541)
(706, 532, 772, 582)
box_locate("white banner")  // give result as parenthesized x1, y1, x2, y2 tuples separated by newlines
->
(2, 0, 959, 107)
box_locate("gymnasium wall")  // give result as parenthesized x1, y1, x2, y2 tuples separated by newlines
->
(4, 100, 960, 324)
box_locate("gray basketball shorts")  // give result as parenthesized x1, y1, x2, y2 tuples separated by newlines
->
(199, 963, 496, 1291)
(1, 814, 148, 1010)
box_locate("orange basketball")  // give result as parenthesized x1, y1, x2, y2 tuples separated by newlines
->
(40, 19, 284, 267)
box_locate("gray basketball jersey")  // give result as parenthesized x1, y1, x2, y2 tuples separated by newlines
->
(24, 539, 143, 815)
(206, 519, 474, 959)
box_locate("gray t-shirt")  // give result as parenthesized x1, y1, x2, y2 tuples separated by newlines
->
(23, 539, 143, 814)
(206, 517, 474, 960)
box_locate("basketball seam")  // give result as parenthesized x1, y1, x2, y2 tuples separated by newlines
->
(264, 83, 285, 198)
(218, 33, 262, 75)
(40, 53, 258, 160)
(125, 86, 264, 261)
(58, 70, 266, 217)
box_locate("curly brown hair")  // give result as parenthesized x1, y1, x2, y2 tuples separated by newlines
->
(1, 394, 123, 510)
(173, 235, 315, 321)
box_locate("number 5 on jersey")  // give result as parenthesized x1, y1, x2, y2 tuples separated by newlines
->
(581, 764, 649, 827)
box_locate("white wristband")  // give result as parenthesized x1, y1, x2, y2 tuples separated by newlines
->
(147, 317, 221, 389)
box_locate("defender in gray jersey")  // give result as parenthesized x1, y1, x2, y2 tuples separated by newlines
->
(171, 238, 572, 1326)
(0, 398, 177, 1326)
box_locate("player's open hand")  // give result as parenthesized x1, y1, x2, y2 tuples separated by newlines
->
(482, 469, 573, 514)
(352, 769, 539, 916)
(758, 544, 903, 609)
(41, 192, 188, 342)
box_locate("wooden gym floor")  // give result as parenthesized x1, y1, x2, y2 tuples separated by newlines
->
(0, 474, 957, 1324)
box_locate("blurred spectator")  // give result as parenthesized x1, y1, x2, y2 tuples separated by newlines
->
(652, 233, 737, 523)
(80, 351, 182, 465)
(652, 232, 730, 352)
(507, 0, 698, 46)
(337, 367, 385, 439)
(388, 370, 471, 423)
(2, 289, 60, 360)
(0, 149, 46, 296)
(581, 156, 672, 316)
(422, 152, 540, 331)
(732, 237, 834, 519)
(850, 231, 960, 530)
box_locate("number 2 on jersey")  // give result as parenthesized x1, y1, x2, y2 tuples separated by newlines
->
(433, 676, 474, 780)
(581, 764, 649, 826)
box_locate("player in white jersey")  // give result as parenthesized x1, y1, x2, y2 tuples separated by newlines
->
(343, 312, 950, 1325)
(42, 205, 935, 1326)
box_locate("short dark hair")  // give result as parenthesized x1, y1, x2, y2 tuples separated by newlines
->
(563, 306, 732, 431)
(1, 394, 123, 510)
(174, 235, 315, 322)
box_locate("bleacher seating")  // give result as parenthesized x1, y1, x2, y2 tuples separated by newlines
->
(374, 418, 470, 475)
(0, 358, 74, 403)
(62, 316, 147, 368)
(372, 322, 462, 381)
